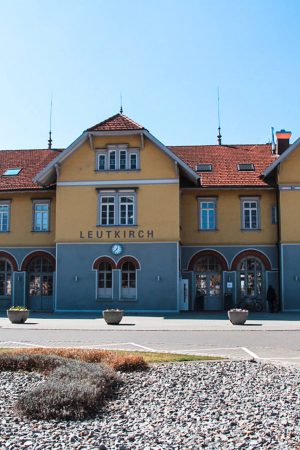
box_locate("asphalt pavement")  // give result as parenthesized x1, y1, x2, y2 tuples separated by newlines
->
(0, 312, 300, 366)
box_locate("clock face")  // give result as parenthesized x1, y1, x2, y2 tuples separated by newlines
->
(111, 244, 123, 255)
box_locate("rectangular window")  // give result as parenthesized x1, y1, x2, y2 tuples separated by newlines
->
(109, 151, 116, 170)
(0, 202, 10, 232)
(119, 195, 135, 225)
(241, 198, 260, 230)
(130, 153, 137, 170)
(98, 154, 106, 171)
(96, 147, 139, 171)
(199, 198, 216, 230)
(33, 200, 50, 232)
(119, 150, 127, 170)
(98, 190, 136, 226)
(100, 196, 115, 225)
(271, 205, 278, 224)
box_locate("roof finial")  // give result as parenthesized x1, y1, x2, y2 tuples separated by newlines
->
(120, 93, 123, 114)
(48, 94, 53, 150)
(217, 88, 222, 146)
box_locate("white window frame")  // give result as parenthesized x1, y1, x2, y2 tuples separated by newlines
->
(95, 145, 140, 171)
(32, 199, 50, 232)
(98, 189, 137, 226)
(120, 261, 137, 300)
(97, 262, 113, 299)
(198, 198, 217, 231)
(0, 200, 11, 232)
(241, 197, 260, 230)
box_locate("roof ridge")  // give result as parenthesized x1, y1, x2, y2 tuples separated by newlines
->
(86, 113, 144, 132)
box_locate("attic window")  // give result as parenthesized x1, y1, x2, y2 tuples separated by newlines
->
(237, 163, 255, 172)
(3, 168, 22, 176)
(196, 164, 212, 172)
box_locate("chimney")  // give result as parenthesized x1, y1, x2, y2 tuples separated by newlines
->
(276, 129, 292, 155)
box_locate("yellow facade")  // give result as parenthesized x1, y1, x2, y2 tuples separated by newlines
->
(0, 191, 56, 247)
(180, 189, 277, 245)
(56, 135, 180, 242)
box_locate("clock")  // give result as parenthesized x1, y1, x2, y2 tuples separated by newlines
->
(111, 244, 123, 255)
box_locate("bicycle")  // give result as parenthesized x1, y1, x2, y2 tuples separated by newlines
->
(238, 297, 264, 312)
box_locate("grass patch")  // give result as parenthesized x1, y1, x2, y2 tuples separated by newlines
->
(115, 351, 223, 363)
(2, 348, 222, 365)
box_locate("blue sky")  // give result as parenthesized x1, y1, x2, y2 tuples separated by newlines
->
(0, 0, 299, 149)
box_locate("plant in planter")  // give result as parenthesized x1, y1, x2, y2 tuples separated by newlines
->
(102, 309, 124, 325)
(228, 308, 248, 325)
(7, 306, 30, 324)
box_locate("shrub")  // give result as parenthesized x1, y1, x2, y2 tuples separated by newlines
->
(15, 360, 120, 420)
(8, 348, 149, 372)
(0, 353, 67, 373)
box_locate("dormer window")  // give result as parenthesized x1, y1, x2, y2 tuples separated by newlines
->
(96, 145, 139, 171)
(237, 163, 255, 171)
(196, 164, 212, 172)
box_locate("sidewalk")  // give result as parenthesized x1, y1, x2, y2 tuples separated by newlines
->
(1, 312, 300, 331)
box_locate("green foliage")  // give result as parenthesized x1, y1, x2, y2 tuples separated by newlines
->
(8, 306, 28, 311)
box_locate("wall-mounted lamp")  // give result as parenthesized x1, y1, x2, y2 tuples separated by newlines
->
(156, 275, 161, 282)
(294, 275, 299, 282)
(74, 275, 79, 282)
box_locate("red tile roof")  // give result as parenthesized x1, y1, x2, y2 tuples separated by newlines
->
(0, 149, 61, 191)
(87, 113, 145, 132)
(169, 144, 277, 187)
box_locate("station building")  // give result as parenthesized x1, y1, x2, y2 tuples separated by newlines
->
(0, 113, 299, 312)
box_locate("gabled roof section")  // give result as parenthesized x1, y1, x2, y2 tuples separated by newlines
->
(169, 144, 276, 187)
(0, 149, 61, 191)
(263, 137, 300, 178)
(35, 113, 200, 186)
(87, 113, 145, 132)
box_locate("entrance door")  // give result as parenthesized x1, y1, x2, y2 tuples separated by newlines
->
(27, 257, 54, 312)
(195, 273, 222, 310)
(194, 256, 223, 311)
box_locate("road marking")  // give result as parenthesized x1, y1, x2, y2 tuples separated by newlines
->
(241, 347, 260, 359)
(128, 342, 156, 352)
(0, 341, 49, 348)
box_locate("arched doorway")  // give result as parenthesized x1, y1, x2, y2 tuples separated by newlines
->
(26, 255, 55, 311)
(238, 257, 264, 308)
(231, 250, 271, 311)
(0, 258, 13, 310)
(189, 251, 228, 311)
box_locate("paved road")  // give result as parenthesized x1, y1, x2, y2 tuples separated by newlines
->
(0, 313, 300, 365)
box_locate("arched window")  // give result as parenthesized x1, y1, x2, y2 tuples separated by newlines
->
(28, 257, 54, 297)
(121, 261, 137, 299)
(0, 259, 12, 296)
(98, 262, 113, 299)
(239, 257, 263, 299)
(194, 256, 222, 273)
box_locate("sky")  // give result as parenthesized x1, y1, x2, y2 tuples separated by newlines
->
(0, 0, 300, 149)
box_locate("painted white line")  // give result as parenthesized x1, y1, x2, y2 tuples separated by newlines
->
(177, 347, 241, 352)
(129, 342, 157, 352)
(241, 347, 260, 359)
(0, 341, 49, 348)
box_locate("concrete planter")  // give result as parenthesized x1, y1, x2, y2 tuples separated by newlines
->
(7, 309, 29, 324)
(103, 309, 124, 325)
(228, 310, 248, 325)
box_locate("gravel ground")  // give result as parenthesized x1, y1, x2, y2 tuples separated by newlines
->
(0, 361, 299, 449)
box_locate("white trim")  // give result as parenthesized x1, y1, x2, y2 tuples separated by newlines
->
(34, 133, 88, 185)
(57, 178, 179, 187)
(279, 186, 300, 190)
(143, 130, 199, 183)
(0, 249, 19, 270)
(117, 254, 141, 301)
(263, 137, 300, 177)
(23, 271, 26, 307)
(56, 241, 178, 245)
